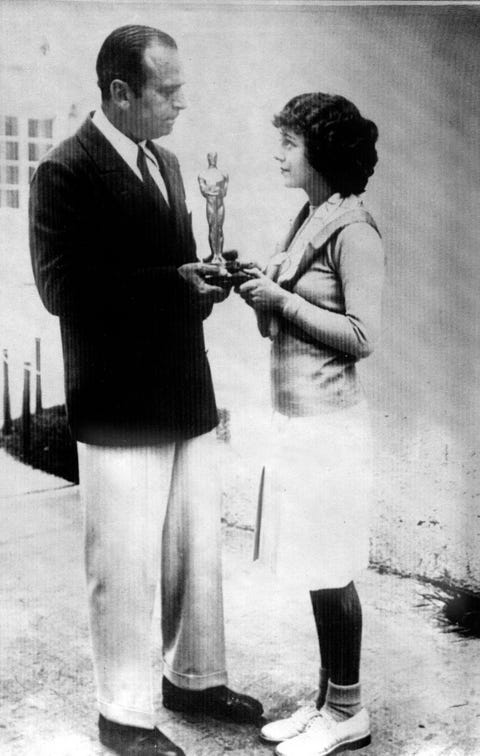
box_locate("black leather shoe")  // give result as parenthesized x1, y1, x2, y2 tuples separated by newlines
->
(98, 714, 185, 755)
(162, 676, 263, 724)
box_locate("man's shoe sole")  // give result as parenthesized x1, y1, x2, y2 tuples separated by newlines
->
(163, 697, 261, 724)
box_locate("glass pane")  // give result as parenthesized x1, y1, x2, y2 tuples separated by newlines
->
(6, 142, 18, 160)
(28, 119, 38, 137)
(42, 120, 53, 138)
(29, 165, 37, 182)
(0, 117, 15, 136)
(28, 119, 53, 138)
(5, 116, 18, 136)
(6, 165, 19, 184)
(28, 142, 52, 161)
(0, 141, 18, 159)
(6, 189, 19, 208)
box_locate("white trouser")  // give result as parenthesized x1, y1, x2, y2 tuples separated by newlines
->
(77, 431, 227, 729)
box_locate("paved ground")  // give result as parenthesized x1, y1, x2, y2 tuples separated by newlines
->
(1, 452, 480, 756)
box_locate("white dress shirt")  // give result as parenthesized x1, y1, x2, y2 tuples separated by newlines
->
(91, 108, 170, 205)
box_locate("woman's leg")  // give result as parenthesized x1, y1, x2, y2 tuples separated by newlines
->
(316, 667, 329, 710)
(274, 584, 370, 756)
(261, 582, 366, 746)
(310, 581, 363, 719)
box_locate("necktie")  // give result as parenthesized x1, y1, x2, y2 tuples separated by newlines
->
(137, 143, 171, 208)
(136, 144, 161, 196)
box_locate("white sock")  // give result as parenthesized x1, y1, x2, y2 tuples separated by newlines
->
(324, 681, 362, 721)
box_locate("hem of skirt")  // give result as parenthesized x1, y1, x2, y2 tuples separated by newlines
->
(254, 560, 368, 590)
(163, 663, 228, 691)
(272, 395, 367, 418)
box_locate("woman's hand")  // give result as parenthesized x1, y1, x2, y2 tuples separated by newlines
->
(238, 268, 289, 312)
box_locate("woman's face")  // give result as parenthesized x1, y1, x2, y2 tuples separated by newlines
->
(274, 129, 316, 192)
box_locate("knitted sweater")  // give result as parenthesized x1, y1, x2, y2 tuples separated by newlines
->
(269, 198, 385, 416)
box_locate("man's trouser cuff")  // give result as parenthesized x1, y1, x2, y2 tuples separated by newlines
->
(163, 661, 228, 691)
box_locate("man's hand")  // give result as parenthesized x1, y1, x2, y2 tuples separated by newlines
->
(178, 262, 230, 303)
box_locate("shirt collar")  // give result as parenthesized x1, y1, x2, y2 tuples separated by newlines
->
(309, 193, 361, 224)
(286, 193, 362, 252)
(141, 140, 160, 168)
(91, 108, 142, 176)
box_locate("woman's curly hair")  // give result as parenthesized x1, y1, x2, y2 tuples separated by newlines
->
(273, 93, 378, 196)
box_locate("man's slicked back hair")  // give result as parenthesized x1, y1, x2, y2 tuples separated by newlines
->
(96, 24, 177, 101)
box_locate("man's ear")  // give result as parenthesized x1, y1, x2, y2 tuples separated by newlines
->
(110, 79, 132, 110)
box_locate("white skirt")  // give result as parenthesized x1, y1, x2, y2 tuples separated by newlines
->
(255, 401, 373, 591)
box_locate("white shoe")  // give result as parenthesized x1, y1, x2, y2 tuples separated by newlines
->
(260, 704, 320, 743)
(274, 707, 371, 756)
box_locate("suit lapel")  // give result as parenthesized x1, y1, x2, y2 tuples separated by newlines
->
(76, 117, 173, 226)
(149, 141, 195, 258)
(148, 142, 183, 218)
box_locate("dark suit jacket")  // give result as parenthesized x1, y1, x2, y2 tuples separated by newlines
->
(29, 116, 218, 445)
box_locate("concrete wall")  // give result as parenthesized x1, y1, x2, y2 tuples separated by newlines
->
(1, 1, 479, 590)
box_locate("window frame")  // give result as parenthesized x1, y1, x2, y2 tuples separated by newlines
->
(0, 114, 55, 210)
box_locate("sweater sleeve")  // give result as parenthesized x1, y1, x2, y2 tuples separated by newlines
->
(280, 223, 385, 358)
(29, 158, 193, 319)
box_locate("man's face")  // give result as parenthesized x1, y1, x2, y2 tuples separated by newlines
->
(126, 43, 186, 141)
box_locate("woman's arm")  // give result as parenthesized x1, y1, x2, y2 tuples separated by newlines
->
(281, 224, 385, 358)
(239, 224, 384, 356)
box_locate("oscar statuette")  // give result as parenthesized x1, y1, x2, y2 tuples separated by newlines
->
(198, 153, 253, 287)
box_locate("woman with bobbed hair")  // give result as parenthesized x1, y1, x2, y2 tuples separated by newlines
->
(239, 93, 384, 756)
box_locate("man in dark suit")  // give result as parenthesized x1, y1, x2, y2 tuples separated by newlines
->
(29, 25, 262, 756)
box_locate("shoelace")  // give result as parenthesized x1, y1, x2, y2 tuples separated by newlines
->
(305, 708, 336, 733)
(290, 704, 321, 727)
